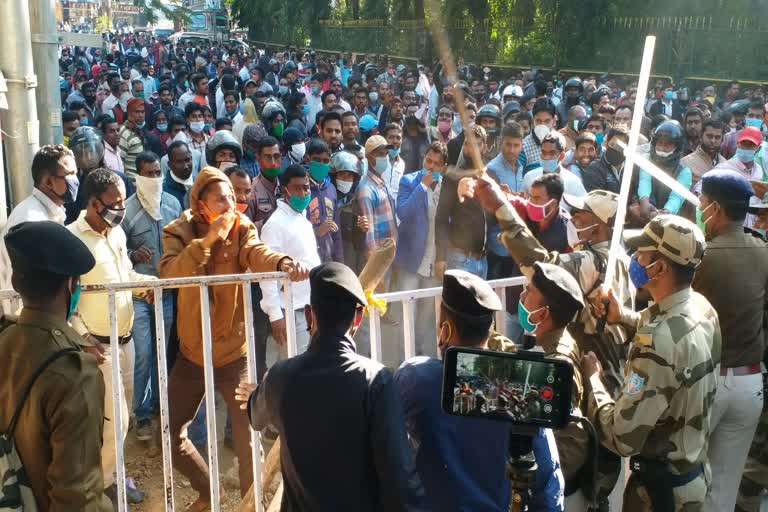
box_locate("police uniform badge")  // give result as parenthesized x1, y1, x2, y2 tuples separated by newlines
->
(627, 371, 644, 395)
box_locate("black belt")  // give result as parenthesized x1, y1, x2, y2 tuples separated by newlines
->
(92, 334, 132, 345)
(629, 457, 704, 512)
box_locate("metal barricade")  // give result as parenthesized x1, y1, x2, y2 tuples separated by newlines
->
(0, 272, 525, 511)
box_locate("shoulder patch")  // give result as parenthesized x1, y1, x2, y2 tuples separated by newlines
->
(626, 371, 645, 395)
(635, 332, 653, 347)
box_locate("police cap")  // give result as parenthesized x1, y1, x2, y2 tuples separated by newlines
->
(309, 262, 367, 307)
(5, 221, 95, 277)
(442, 270, 502, 320)
(531, 262, 584, 314)
(700, 169, 754, 206)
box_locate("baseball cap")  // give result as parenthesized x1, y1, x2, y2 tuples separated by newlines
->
(359, 114, 378, 132)
(364, 135, 393, 155)
(748, 193, 768, 214)
(737, 126, 763, 146)
(626, 214, 706, 268)
(502, 84, 523, 98)
(563, 190, 619, 225)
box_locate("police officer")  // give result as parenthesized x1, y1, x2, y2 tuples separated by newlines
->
(0, 221, 111, 511)
(690, 169, 768, 512)
(518, 261, 593, 510)
(586, 214, 721, 512)
(244, 262, 428, 511)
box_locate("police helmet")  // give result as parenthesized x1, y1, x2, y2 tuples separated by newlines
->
(564, 77, 584, 97)
(205, 130, 242, 165)
(68, 126, 104, 170)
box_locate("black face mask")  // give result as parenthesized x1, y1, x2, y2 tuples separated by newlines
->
(605, 146, 625, 167)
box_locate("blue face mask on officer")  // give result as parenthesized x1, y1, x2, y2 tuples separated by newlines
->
(628, 254, 661, 289)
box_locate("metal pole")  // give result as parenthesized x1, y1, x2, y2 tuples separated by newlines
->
(199, 284, 222, 512)
(29, 0, 64, 146)
(152, 288, 175, 511)
(241, 282, 263, 512)
(108, 292, 128, 512)
(0, 0, 40, 206)
(0, 115, 8, 227)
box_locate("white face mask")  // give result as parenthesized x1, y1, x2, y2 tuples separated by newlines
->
(533, 124, 550, 141)
(135, 175, 164, 220)
(335, 179, 354, 194)
(290, 142, 306, 161)
(654, 149, 673, 158)
(119, 91, 131, 109)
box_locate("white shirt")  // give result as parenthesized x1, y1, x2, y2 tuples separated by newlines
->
(102, 94, 119, 115)
(177, 90, 196, 112)
(259, 201, 321, 322)
(0, 189, 67, 307)
(417, 179, 441, 277)
(382, 156, 405, 205)
(103, 141, 125, 174)
(67, 212, 155, 337)
(522, 166, 587, 205)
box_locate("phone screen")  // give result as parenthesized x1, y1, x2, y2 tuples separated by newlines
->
(442, 347, 573, 429)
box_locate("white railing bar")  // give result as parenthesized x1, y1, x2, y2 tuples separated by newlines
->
(152, 287, 175, 511)
(495, 288, 506, 337)
(282, 280, 298, 358)
(402, 300, 415, 360)
(369, 308, 383, 363)
(109, 291, 128, 512)
(241, 282, 263, 512)
(199, 285, 221, 512)
(374, 276, 526, 303)
(433, 296, 441, 338)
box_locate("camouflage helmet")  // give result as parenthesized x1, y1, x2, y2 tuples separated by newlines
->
(626, 214, 706, 268)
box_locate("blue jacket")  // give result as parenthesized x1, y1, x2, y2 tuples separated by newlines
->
(306, 176, 343, 263)
(394, 169, 431, 273)
(122, 192, 182, 277)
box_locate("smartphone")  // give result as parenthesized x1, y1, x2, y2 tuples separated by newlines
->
(442, 347, 573, 429)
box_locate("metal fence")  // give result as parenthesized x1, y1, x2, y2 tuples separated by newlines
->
(1, 271, 526, 511)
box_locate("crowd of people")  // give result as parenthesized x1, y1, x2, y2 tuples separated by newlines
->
(0, 29, 767, 511)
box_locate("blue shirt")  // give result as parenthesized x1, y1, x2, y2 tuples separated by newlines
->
(486, 153, 525, 257)
(394, 357, 564, 512)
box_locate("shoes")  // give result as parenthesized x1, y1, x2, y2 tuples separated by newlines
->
(135, 418, 153, 441)
(126, 478, 144, 504)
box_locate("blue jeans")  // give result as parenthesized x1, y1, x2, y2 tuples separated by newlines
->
(132, 295, 174, 421)
(446, 248, 488, 279)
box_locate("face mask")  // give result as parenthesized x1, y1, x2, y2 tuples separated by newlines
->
(190, 120, 205, 133)
(98, 200, 126, 228)
(156, 122, 168, 132)
(369, 92, 379, 103)
(309, 160, 330, 181)
(272, 122, 285, 137)
(373, 155, 391, 175)
(134, 92, 145, 99)
(58, 174, 80, 204)
(388, 148, 400, 159)
(736, 147, 756, 163)
(135, 121, 146, 129)
(663, 91, 674, 100)
(654, 149, 673, 158)
(279, 85, 288, 95)
(431, 170, 441, 182)
(696, 202, 715, 232)
(81, 118, 89, 126)
(287, 192, 311, 212)
(745, 118, 763, 129)
(302, 104, 311, 115)
(525, 199, 554, 222)
(197, 200, 223, 224)
(628, 256, 659, 289)
(244, 148, 256, 160)
(595, 133, 605, 146)
(141, 70, 148, 76)
(67, 278, 81, 320)
(335, 179, 354, 194)
(135, 175, 164, 219)
(260, 166, 282, 178)
(517, 300, 546, 335)
(541, 158, 559, 173)
(235, 202, 248, 213)
(438, 119, 452, 134)
(203, 123, 212, 132)
(311, 85, 320, 95)
(290, 142, 306, 161)
(533, 124, 550, 142)
(605, 146, 624, 167)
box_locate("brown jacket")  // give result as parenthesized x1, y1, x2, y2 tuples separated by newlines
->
(0, 309, 111, 511)
(160, 167, 287, 368)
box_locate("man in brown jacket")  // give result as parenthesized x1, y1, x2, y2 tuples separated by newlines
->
(160, 166, 308, 511)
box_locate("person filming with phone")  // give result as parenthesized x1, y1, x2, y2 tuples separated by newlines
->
(393, 269, 564, 512)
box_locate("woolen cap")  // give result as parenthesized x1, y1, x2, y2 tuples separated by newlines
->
(5, 221, 95, 277)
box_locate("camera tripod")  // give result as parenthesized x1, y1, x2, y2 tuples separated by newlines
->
(506, 430, 538, 512)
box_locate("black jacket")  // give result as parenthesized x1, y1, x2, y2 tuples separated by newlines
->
(435, 170, 487, 261)
(249, 333, 428, 512)
(648, 99, 684, 122)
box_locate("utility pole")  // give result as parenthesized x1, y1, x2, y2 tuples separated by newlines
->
(30, 0, 64, 146)
(0, 0, 41, 207)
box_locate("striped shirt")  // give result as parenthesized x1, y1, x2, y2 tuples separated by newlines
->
(118, 124, 144, 177)
(356, 170, 398, 256)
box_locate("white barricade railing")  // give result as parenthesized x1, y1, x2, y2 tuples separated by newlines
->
(0, 272, 526, 511)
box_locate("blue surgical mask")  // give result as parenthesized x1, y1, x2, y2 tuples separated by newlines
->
(628, 256, 659, 289)
(279, 85, 288, 95)
(745, 118, 763, 129)
(81, 118, 89, 126)
(67, 279, 81, 320)
(663, 91, 674, 100)
(517, 300, 546, 335)
(736, 147, 756, 163)
(311, 85, 320, 95)
(302, 104, 311, 115)
(309, 161, 330, 182)
(432, 170, 441, 182)
(190, 120, 205, 133)
(388, 148, 400, 159)
(374, 155, 391, 174)
(595, 132, 605, 146)
(136, 121, 146, 129)
(541, 158, 559, 173)
(156, 122, 168, 132)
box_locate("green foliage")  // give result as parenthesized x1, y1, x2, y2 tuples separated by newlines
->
(132, 0, 190, 26)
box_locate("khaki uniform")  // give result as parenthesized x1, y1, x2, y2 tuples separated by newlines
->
(0, 309, 111, 511)
(737, 403, 768, 512)
(590, 289, 721, 511)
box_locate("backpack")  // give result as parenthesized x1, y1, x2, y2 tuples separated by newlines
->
(0, 348, 78, 511)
